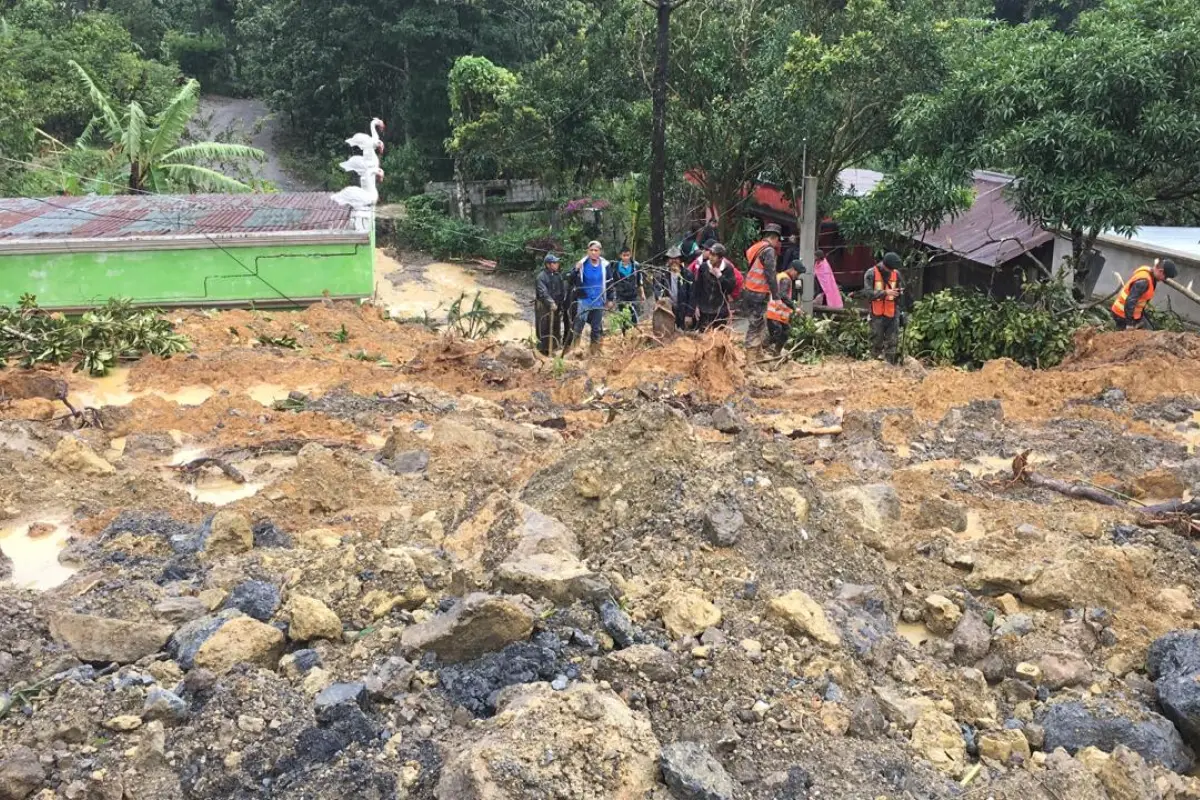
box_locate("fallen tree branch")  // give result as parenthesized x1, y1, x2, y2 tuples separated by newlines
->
(171, 456, 246, 484)
(1023, 471, 1122, 506)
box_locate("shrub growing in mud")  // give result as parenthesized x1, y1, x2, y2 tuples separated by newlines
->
(0, 295, 189, 375)
(785, 314, 872, 362)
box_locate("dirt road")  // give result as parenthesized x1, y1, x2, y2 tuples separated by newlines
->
(196, 95, 315, 191)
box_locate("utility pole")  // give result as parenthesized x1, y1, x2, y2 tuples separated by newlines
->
(643, 0, 692, 260)
(799, 175, 818, 314)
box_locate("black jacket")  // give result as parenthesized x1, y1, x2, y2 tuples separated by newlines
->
(535, 268, 569, 306)
(607, 260, 643, 303)
(693, 259, 737, 315)
(655, 269, 694, 313)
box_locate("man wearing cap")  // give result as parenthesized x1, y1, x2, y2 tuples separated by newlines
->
(656, 246, 695, 330)
(567, 240, 611, 356)
(693, 243, 738, 331)
(1111, 259, 1177, 330)
(864, 252, 905, 364)
(534, 253, 568, 356)
(742, 223, 783, 348)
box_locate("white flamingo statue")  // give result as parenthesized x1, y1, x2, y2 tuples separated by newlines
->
(346, 118, 385, 156)
(340, 153, 379, 187)
(331, 167, 383, 232)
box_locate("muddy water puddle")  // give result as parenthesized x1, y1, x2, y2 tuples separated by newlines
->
(374, 251, 532, 343)
(73, 367, 307, 410)
(165, 448, 296, 506)
(896, 621, 943, 648)
(0, 512, 77, 590)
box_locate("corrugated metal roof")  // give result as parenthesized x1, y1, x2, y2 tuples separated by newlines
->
(917, 172, 1052, 267)
(0, 193, 354, 241)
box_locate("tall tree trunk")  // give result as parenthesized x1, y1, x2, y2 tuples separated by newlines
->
(645, 0, 691, 260)
(648, 0, 671, 260)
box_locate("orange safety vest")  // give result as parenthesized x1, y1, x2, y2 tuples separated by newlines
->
(766, 274, 794, 323)
(744, 240, 775, 295)
(1111, 266, 1157, 320)
(871, 267, 899, 318)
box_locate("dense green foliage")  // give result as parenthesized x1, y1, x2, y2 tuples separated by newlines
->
(785, 313, 873, 362)
(902, 279, 1096, 368)
(393, 195, 555, 271)
(0, 297, 190, 376)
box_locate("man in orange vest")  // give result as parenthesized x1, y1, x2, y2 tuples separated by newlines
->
(1111, 259, 1177, 330)
(766, 259, 804, 352)
(742, 222, 782, 348)
(864, 252, 904, 364)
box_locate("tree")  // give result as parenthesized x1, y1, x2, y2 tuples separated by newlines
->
(63, 60, 264, 193)
(643, 0, 693, 259)
(892, 0, 1200, 285)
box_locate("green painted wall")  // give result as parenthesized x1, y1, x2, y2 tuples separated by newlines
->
(0, 238, 373, 309)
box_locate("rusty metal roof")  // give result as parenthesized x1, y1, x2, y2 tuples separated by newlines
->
(917, 171, 1052, 267)
(0, 193, 354, 241)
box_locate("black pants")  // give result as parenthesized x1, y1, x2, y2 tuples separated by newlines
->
(697, 310, 729, 332)
(1112, 311, 1151, 331)
(870, 315, 900, 363)
(535, 301, 566, 355)
(767, 319, 789, 351)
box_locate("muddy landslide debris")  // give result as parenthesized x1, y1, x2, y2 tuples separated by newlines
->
(4, 310, 1200, 799)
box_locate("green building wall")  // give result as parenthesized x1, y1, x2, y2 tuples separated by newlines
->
(0, 236, 374, 310)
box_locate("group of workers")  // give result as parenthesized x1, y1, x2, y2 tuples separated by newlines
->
(533, 223, 1178, 362)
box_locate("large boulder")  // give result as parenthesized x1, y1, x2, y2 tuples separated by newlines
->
(222, 581, 281, 622)
(910, 709, 967, 776)
(192, 617, 285, 673)
(284, 595, 343, 642)
(495, 552, 603, 605)
(768, 590, 841, 647)
(1039, 700, 1193, 773)
(401, 593, 535, 663)
(45, 435, 115, 476)
(1148, 630, 1200, 751)
(202, 510, 253, 558)
(825, 483, 900, 549)
(435, 682, 660, 799)
(659, 741, 735, 800)
(49, 613, 174, 664)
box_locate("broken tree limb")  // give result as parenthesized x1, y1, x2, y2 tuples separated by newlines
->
(1165, 277, 1200, 309)
(171, 456, 246, 484)
(1022, 471, 1123, 506)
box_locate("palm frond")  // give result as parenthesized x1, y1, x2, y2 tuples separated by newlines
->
(157, 163, 254, 193)
(123, 101, 149, 166)
(162, 142, 266, 163)
(68, 60, 123, 142)
(148, 79, 201, 160)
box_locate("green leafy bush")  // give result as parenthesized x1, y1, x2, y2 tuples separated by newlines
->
(0, 296, 189, 376)
(393, 195, 552, 270)
(902, 279, 1093, 368)
(785, 313, 872, 362)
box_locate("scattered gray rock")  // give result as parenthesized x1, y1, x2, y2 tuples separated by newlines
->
(314, 682, 370, 712)
(0, 547, 11, 581)
(222, 580, 281, 622)
(153, 596, 209, 625)
(379, 449, 430, 475)
(711, 405, 745, 434)
(550, 675, 569, 691)
(0, 745, 44, 800)
(914, 497, 968, 533)
(995, 613, 1034, 638)
(949, 611, 991, 665)
(760, 766, 812, 799)
(1040, 700, 1193, 772)
(143, 688, 188, 725)
(364, 656, 415, 701)
(849, 695, 888, 739)
(1148, 630, 1200, 751)
(599, 598, 640, 649)
(702, 505, 744, 547)
(600, 644, 679, 683)
(660, 741, 736, 800)
(1148, 630, 1200, 682)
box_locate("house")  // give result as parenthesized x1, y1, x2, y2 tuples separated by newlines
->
(1052, 227, 1200, 323)
(912, 171, 1054, 297)
(0, 193, 373, 310)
